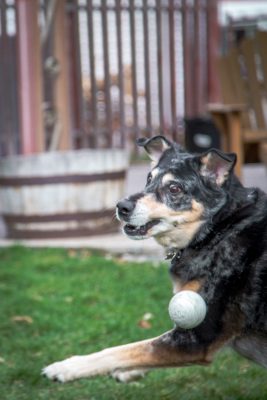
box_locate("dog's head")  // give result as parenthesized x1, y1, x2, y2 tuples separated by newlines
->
(117, 136, 237, 249)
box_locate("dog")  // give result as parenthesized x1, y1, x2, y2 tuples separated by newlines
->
(43, 135, 267, 383)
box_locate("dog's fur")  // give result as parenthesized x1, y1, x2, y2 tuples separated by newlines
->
(43, 136, 267, 383)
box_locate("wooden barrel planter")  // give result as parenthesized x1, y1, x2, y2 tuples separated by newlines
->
(0, 149, 129, 239)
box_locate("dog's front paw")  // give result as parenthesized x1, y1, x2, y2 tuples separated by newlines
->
(42, 356, 88, 383)
(111, 368, 148, 383)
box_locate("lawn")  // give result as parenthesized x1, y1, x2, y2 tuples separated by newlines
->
(0, 246, 266, 400)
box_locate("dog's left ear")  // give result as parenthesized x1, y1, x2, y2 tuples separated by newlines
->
(199, 149, 237, 186)
(137, 135, 172, 164)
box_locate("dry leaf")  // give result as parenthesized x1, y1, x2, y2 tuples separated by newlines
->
(138, 319, 152, 329)
(68, 249, 77, 258)
(80, 249, 92, 258)
(31, 293, 43, 302)
(64, 296, 73, 303)
(11, 315, 33, 324)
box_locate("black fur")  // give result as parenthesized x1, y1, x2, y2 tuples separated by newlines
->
(125, 137, 267, 366)
(43, 137, 267, 383)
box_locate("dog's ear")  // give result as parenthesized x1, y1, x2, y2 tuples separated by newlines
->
(199, 149, 237, 186)
(137, 136, 172, 164)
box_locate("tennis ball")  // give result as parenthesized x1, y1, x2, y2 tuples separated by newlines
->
(168, 290, 207, 329)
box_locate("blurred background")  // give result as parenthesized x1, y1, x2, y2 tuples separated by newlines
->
(0, 0, 267, 242)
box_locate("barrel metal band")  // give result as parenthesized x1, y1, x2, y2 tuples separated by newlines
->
(3, 209, 119, 239)
(7, 223, 119, 239)
(3, 209, 116, 223)
(0, 170, 126, 186)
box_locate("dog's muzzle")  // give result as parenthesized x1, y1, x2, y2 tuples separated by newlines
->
(116, 198, 160, 238)
(116, 199, 135, 221)
(123, 219, 160, 237)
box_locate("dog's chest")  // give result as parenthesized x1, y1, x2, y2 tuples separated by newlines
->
(169, 247, 213, 281)
(168, 238, 241, 301)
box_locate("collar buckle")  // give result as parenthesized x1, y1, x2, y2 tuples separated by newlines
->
(165, 247, 182, 261)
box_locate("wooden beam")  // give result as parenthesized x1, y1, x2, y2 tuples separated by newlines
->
(206, 0, 220, 103)
(16, 0, 44, 154)
(53, 0, 71, 150)
(227, 111, 243, 179)
(208, 105, 243, 179)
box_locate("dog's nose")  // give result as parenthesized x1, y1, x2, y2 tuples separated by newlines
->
(116, 199, 135, 217)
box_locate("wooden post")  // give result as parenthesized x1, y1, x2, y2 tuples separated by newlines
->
(53, 0, 71, 150)
(208, 111, 229, 152)
(227, 111, 243, 178)
(207, 0, 221, 103)
(208, 104, 244, 179)
(16, 0, 44, 154)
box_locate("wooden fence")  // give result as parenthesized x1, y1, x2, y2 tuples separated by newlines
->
(0, 0, 220, 156)
(0, 1, 19, 156)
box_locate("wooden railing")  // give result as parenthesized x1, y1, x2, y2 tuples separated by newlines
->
(0, 0, 220, 155)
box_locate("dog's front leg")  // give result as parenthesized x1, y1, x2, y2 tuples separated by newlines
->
(111, 368, 150, 383)
(42, 330, 214, 383)
(43, 336, 162, 383)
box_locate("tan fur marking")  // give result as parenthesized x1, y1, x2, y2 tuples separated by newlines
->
(151, 168, 160, 180)
(156, 220, 204, 249)
(172, 278, 202, 294)
(181, 280, 202, 293)
(136, 194, 204, 248)
(162, 173, 175, 185)
(138, 195, 203, 222)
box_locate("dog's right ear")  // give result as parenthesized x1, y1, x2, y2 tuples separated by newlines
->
(137, 136, 172, 164)
(199, 149, 237, 186)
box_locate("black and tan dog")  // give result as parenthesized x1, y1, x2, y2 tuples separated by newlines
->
(43, 135, 267, 383)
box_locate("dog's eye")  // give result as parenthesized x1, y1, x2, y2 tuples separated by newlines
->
(147, 173, 152, 185)
(168, 183, 181, 194)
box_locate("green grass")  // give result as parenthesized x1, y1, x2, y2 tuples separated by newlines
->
(0, 246, 266, 400)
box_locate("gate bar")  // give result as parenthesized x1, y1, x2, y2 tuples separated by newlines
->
(115, 0, 126, 147)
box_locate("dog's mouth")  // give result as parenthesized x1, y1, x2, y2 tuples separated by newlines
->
(123, 219, 161, 237)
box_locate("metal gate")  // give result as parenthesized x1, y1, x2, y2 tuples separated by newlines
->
(65, 0, 219, 150)
(0, 0, 219, 155)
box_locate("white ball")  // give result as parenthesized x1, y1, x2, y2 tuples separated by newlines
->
(168, 290, 207, 329)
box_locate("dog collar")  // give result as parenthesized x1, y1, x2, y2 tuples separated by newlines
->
(165, 247, 183, 261)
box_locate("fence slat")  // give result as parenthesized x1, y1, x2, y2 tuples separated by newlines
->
(67, 1, 85, 148)
(129, 0, 139, 142)
(182, 0, 194, 117)
(0, 0, 8, 154)
(206, 0, 220, 103)
(143, 0, 152, 136)
(193, 0, 201, 115)
(156, 0, 164, 134)
(115, 0, 126, 147)
(168, 0, 177, 139)
(86, 0, 97, 147)
(101, 0, 112, 147)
